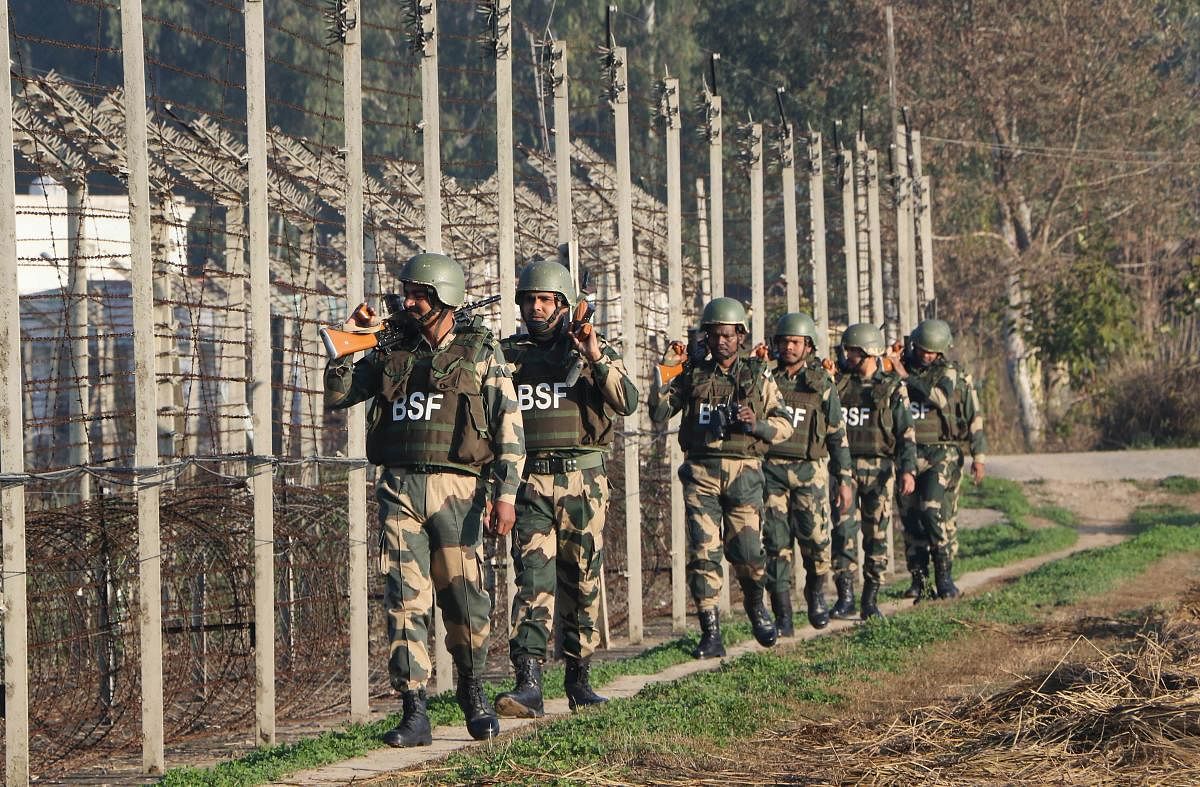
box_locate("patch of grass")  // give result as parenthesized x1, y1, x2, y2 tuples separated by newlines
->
(887, 477, 1077, 599)
(1160, 475, 1200, 495)
(427, 515, 1200, 787)
(161, 478, 1081, 786)
(426, 517, 1200, 784)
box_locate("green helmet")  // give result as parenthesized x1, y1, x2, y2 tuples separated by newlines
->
(399, 252, 466, 307)
(700, 297, 749, 332)
(517, 258, 576, 303)
(773, 312, 817, 342)
(841, 323, 886, 356)
(912, 319, 953, 354)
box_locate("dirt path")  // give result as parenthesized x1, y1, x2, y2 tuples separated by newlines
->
(987, 447, 1200, 482)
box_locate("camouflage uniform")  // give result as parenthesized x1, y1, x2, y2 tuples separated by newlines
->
(324, 319, 524, 691)
(648, 355, 793, 610)
(501, 331, 638, 663)
(762, 360, 852, 594)
(831, 368, 917, 585)
(901, 361, 988, 567)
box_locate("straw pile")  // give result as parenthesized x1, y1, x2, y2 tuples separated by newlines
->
(649, 589, 1200, 785)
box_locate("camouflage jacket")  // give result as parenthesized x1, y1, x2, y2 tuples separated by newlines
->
(836, 366, 917, 473)
(767, 359, 853, 484)
(324, 325, 526, 505)
(648, 354, 794, 459)
(500, 331, 638, 456)
(904, 358, 988, 463)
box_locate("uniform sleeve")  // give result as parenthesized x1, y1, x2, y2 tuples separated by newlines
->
(892, 382, 918, 475)
(962, 371, 989, 464)
(592, 337, 639, 416)
(647, 370, 686, 423)
(823, 381, 853, 484)
(751, 371, 795, 446)
(324, 352, 383, 410)
(481, 343, 526, 505)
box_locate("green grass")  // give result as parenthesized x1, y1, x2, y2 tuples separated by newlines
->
(160, 477, 1078, 786)
(885, 477, 1077, 599)
(1160, 475, 1200, 495)
(427, 509, 1200, 784)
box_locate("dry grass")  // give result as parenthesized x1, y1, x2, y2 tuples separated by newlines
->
(647, 586, 1200, 786)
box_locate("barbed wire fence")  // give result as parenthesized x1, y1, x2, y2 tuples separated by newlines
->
(0, 0, 938, 782)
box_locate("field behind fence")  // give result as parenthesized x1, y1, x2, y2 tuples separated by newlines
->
(0, 1, 935, 782)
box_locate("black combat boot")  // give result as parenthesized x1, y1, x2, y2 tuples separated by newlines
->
(860, 577, 884, 620)
(802, 563, 830, 630)
(381, 689, 433, 748)
(692, 608, 726, 659)
(564, 656, 607, 711)
(495, 655, 544, 718)
(909, 568, 930, 605)
(933, 547, 961, 600)
(829, 572, 857, 620)
(904, 546, 929, 599)
(456, 675, 500, 741)
(770, 589, 795, 637)
(740, 578, 778, 648)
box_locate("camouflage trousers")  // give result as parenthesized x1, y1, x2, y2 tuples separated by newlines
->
(679, 457, 768, 611)
(901, 445, 964, 570)
(945, 460, 968, 558)
(377, 467, 491, 692)
(509, 462, 608, 662)
(762, 457, 833, 595)
(831, 456, 895, 584)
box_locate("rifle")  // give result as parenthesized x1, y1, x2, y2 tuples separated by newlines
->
(655, 327, 708, 388)
(562, 282, 596, 388)
(319, 294, 502, 361)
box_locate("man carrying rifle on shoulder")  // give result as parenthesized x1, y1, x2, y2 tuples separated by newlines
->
(323, 252, 524, 748)
(494, 259, 638, 718)
(648, 297, 793, 659)
(890, 319, 987, 602)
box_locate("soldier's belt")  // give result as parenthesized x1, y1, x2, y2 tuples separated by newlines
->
(389, 463, 478, 477)
(524, 453, 605, 476)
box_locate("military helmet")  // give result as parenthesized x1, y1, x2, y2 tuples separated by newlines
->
(399, 252, 466, 307)
(912, 318, 953, 354)
(517, 258, 576, 303)
(773, 312, 818, 342)
(700, 297, 749, 332)
(841, 323, 886, 356)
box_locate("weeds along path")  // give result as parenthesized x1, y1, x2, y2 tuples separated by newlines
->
(274, 514, 1128, 785)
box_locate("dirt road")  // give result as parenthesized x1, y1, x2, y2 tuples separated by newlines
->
(987, 448, 1199, 482)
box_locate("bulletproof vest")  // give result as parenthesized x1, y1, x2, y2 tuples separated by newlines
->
(501, 335, 614, 452)
(837, 371, 898, 458)
(677, 356, 768, 458)
(365, 321, 494, 472)
(767, 362, 829, 461)
(908, 360, 967, 445)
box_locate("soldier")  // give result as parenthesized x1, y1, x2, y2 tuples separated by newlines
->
(828, 323, 917, 620)
(324, 252, 524, 747)
(494, 260, 638, 718)
(761, 313, 853, 636)
(648, 297, 793, 658)
(892, 319, 987, 600)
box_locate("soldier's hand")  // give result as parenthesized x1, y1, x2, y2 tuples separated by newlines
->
(736, 404, 756, 428)
(971, 461, 985, 485)
(488, 499, 516, 536)
(836, 482, 853, 514)
(661, 341, 686, 367)
(898, 471, 916, 496)
(571, 325, 603, 363)
(343, 302, 379, 330)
